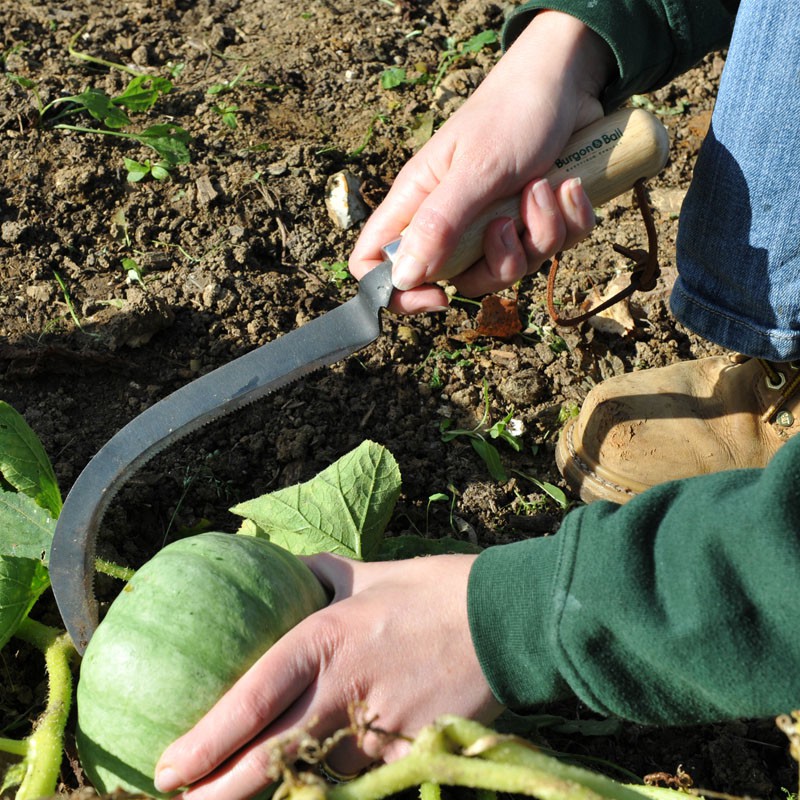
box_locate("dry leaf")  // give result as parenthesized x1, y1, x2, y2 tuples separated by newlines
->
(475, 295, 522, 339)
(582, 274, 637, 336)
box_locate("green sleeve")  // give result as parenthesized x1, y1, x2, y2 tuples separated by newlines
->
(501, 1, 737, 109)
(468, 433, 800, 725)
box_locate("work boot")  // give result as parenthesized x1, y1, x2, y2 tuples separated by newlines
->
(556, 354, 800, 504)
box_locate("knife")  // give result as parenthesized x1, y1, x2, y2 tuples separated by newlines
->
(50, 107, 669, 654)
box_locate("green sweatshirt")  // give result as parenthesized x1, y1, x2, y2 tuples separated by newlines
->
(469, 431, 800, 724)
(467, 2, 799, 726)
(502, 0, 737, 110)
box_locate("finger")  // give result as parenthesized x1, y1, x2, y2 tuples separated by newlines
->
(450, 217, 528, 297)
(553, 176, 596, 250)
(155, 622, 321, 793)
(383, 154, 524, 291)
(518, 177, 568, 264)
(348, 152, 448, 277)
(177, 681, 378, 800)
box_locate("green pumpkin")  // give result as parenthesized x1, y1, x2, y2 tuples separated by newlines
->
(76, 532, 328, 797)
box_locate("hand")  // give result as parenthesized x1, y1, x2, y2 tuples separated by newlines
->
(349, 11, 614, 314)
(154, 553, 503, 800)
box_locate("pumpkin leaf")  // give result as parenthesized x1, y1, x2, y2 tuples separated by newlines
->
(0, 555, 50, 649)
(232, 440, 401, 560)
(0, 488, 57, 562)
(0, 402, 62, 518)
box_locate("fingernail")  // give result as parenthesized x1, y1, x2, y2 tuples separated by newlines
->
(532, 179, 555, 212)
(566, 177, 584, 208)
(391, 251, 427, 291)
(500, 219, 517, 250)
(154, 766, 182, 793)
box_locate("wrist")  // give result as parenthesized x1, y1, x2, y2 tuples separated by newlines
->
(510, 10, 615, 107)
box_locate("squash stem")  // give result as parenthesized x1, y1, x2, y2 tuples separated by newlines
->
(0, 738, 28, 757)
(323, 717, 663, 800)
(11, 617, 76, 800)
(94, 556, 135, 582)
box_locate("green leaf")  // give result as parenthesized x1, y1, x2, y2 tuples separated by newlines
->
(232, 440, 401, 560)
(0, 555, 49, 650)
(135, 123, 191, 165)
(123, 157, 150, 182)
(469, 438, 507, 482)
(150, 162, 170, 180)
(461, 29, 498, 54)
(380, 67, 408, 89)
(7, 73, 36, 90)
(0, 401, 61, 517)
(65, 87, 131, 129)
(0, 489, 57, 562)
(114, 75, 172, 112)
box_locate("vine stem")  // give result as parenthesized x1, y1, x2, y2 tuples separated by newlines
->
(12, 617, 76, 800)
(288, 716, 679, 800)
(0, 738, 28, 757)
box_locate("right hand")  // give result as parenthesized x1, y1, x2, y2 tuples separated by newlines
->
(349, 10, 615, 314)
(154, 553, 503, 800)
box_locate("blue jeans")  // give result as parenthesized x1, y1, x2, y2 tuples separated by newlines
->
(670, 0, 800, 362)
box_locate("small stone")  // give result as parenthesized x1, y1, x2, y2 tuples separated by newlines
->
(195, 175, 218, 206)
(325, 170, 368, 230)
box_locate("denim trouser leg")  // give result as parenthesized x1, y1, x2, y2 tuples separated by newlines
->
(670, 0, 800, 361)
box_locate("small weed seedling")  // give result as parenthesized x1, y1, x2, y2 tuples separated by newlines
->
(39, 67, 190, 180)
(212, 102, 239, 130)
(416, 342, 489, 391)
(124, 157, 172, 182)
(513, 470, 571, 511)
(380, 29, 498, 94)
(52, 271, 84, 332)
(426, 484, 459, 533)
(319, 261, 351, 290)
(121, 257, 148, 288)
(440, 380, 522, 482)
(431, 29, 498, 92)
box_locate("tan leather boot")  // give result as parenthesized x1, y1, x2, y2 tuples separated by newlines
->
(556, 355, 800, 504)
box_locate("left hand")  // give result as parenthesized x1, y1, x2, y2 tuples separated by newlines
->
(154, 553, 503, 800)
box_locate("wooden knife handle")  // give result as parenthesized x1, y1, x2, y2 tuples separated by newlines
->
(384, 107, 670, 282)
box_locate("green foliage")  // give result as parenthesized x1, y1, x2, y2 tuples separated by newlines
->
(440, 381, 522, 482)
(232, 441, 401, 561)
(47, 74, 173, 127)
(45, 73, 190, 175)
(0, 404, 71, 799)
(123, 157, 171, 183)
(513, 471, 570, 511)
(380, 66, 427, 90)
(321, 260, 351, 289)
(0, 402, 61, 517)
(431, 30, 498, 92)
(121, 256, 148, 287)
(380, 29, 498, 94)
(212, 102, 239, 129)
(630, 94, 688, 117)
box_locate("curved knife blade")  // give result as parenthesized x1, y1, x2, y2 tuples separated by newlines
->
(50, 260, 394, 654)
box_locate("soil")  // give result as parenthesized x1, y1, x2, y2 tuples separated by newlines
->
(0, 0, 795, 797)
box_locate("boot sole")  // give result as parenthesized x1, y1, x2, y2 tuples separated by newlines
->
(555, 417, 639, 506)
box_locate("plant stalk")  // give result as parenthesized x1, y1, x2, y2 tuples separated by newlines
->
(0, 738, 28, 757)
(12, 617, 75, 800)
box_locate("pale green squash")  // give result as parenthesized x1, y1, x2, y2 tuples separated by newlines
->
(77, 532, 327, 797)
